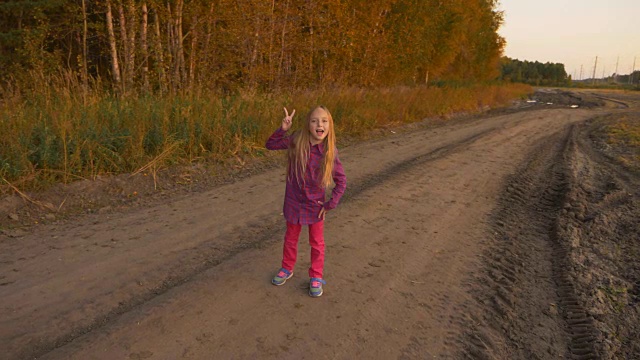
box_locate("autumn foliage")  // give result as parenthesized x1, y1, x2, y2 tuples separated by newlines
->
(1, 0, 505, 93)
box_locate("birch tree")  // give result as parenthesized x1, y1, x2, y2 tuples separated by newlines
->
(105, 0, 121, 85)
(141, 2, 149, 90)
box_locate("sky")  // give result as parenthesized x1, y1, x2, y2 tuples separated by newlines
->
(497, 0, 639, 80)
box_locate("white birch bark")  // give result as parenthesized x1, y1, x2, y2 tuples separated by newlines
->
(106, 0, 121, 85)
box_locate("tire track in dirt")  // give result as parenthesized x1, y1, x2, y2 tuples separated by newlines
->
(458, 127, 572, 358)
(454, 127, 575, 359)
(1, 196, 288, 359)
(588, 94, 630, 109)
(553, 127, 599, 360)
(342, 127, 496, 201)
(456, 114, 639, 359)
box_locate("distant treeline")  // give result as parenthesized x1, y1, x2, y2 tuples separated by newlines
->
(0, 0, 505, 95)
(500, 57, 569, 86)
(614, 71, 640, 85)
(576, 71, 640, 86)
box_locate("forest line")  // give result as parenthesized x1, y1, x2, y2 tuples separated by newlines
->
(1, 0, 504, 93)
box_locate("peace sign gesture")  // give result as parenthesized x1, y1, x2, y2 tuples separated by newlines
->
(281, 107, 296, 131)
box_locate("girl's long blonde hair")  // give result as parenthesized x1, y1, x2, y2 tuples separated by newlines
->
(287, 105, 337, 189)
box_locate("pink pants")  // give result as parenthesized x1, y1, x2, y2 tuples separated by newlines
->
(281, 221, 325, 279)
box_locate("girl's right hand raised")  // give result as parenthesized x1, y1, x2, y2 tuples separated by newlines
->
(282, 107, 295, 131)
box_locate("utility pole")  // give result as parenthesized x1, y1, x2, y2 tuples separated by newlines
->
(631, 57, 637, 85)
(591, 56, 598, 85)
(615, 56, 619, 83)
(580, 64, 583, 81)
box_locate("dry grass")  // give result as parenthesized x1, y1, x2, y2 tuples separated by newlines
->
(0, 75, 531, 191)
(604, 114, 640, 170)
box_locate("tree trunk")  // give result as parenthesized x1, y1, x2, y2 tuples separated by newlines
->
(126, 0, 136, 89)
(278, 0, 290, 85)
(17, 7, 23, 30)
(106, 0, 121, 85)
(152, 8, 166, 93)
(189, 14, 198, 90)
(118, 3, 128, 91)
(200, 3, 215, 84)
(308, 6, 314, 76)
(140, 2, 149, 91)
(250, 24, 260, 89)
(81, 0, 88, 96)
(166, 2, 176, 92)
(175, 0, 185, 89)
(268, 0, 275, 87)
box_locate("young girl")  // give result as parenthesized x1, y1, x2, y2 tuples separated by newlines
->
(266, 106, 347, 297)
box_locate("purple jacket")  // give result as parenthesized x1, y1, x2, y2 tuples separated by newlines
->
(266, 128, 347, 224)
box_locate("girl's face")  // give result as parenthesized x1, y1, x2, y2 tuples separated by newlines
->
(308, 107, 330, 145)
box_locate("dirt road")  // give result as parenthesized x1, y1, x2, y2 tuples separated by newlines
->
(1, 90, 639, 359)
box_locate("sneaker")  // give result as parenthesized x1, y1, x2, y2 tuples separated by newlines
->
(309, 278, 326, 297)
(272, 268, 293, 286)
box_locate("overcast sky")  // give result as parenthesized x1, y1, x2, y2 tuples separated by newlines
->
(497, 0, 639, 79)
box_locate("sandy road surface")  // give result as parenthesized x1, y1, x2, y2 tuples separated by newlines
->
(1, 90, 638, 359)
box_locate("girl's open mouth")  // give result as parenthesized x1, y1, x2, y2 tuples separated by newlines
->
(316, 129, 324, 135)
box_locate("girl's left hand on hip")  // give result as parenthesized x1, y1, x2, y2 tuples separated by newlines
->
(317, 201, 326, 220)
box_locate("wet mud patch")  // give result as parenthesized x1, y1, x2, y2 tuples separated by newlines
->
(492, 88, 609, 116)
(530, 89, 606, 108)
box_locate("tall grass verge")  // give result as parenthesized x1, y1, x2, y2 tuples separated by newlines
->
(0, 77, 531, 191)
(604, 114, 640, 170)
